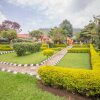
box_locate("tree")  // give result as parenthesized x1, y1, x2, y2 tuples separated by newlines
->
(0, 20, 21, 33)
(49, 27, 66, 44)
(79, 21, 95, 43)
(59, 19, 73, 36)
(0, 29, 17, 42)
(29, 30, 43, 41)
(94, 15, 100, 49)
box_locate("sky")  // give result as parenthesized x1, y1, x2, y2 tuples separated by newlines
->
(0, 0, 100, 33)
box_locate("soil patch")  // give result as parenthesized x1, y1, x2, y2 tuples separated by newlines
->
(38, 81, 92, 100)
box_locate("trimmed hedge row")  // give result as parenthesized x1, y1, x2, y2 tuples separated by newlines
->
(13, 42, 41, 56)
(68, 48, 90, 53)
(73, 44, 90, 48)
(38, 66, 100, 97)
(0, 44, 13, 51)
(90, 44, 100, 70)
(54, 44, 67, 47)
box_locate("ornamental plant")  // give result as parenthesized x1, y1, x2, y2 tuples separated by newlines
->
(13, 42, 41, 56)
(43, 49, 54, 58)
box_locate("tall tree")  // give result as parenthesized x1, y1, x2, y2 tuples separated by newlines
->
(59, 19, 73, 36)
(79, 21, 96, 43)
(0, 20, 21, 33)
(49, 27, 66, 44)
(29, 30, 43, 41)
(94, 15, 100, 49)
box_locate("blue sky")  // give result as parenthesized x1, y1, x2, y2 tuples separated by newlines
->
(0, 0, 100, 33)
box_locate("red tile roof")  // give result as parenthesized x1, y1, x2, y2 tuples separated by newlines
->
(17, 34, 30, 38)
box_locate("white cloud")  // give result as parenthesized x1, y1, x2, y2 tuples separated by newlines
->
(0, 11, 7, 24)
(7, 0, 100, 29)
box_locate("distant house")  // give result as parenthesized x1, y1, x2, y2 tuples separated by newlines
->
(17, 34, 31, 39)
(40, 35, 52, 43)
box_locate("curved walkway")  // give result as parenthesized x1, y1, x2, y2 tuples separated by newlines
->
(0, 47, 69, 76)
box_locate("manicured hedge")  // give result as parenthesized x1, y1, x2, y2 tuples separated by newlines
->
(38, 44, 100, 98)
(38, 66, 100, 97)
(0, 44, 13, 51)
(73, 44, 90, 48)
(90, 44, 100, 70)
(13, 42, 41, 56)
(52, 47, 62, 51)
(41, 44, 48, 51)
(43, 49, 55, 58)
(68, 48, 90, 53)
(54, 44, 67, 47)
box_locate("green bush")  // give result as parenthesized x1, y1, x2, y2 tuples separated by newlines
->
(54, 44, 67, 47)
(13, 42, 41, 56)
(0, 44, 13, 51)
(42, 44, 48, 48)
(68, 48, 90, 53)
(73, 44, 90, 48)
(40, 47, 47, 51)
(48, 43, 54, 48)
(41, 44, 49, 51)
(90, 44, 100, 70)
(43, 49, 55, 58)
(52, 47, 62, 51)
(38, 66, 100, 97)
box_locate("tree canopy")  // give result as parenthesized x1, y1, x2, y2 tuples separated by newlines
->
(0, 29, 17, 42)
(29, 30, 43, 41)
(49, 27, 66, 44)
(59, 19, 73, 36)
(0, 20, 21, 33)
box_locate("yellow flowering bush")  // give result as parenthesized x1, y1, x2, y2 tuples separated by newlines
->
(43, 49, 55, 58)
(38, 66, 100, 97)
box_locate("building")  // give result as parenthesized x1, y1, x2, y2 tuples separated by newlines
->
(17, 34, 31, 39)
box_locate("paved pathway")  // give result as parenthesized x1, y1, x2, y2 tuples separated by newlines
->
(0, 47, 69, 76)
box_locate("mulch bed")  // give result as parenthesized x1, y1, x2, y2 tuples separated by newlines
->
(38, 81, 92, 100)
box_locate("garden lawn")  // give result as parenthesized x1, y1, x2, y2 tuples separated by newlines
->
(57, 53, 90, 69)
(0, 71, 65, 100)
(0, 52, 46, 64)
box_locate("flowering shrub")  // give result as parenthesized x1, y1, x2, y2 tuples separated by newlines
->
(43, 49, 54, 58)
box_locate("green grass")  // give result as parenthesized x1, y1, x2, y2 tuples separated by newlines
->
(0, 52, 47, 64)
(0, 71, 65, 100)
(57, 53, 90, 69)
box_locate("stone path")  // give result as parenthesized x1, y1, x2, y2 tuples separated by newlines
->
(0, 47, 70, 76)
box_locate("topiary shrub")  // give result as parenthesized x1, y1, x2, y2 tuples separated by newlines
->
(43, 49, 55, 58)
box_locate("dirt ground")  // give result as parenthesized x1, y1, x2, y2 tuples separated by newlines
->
(38, 81, 93, 100)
